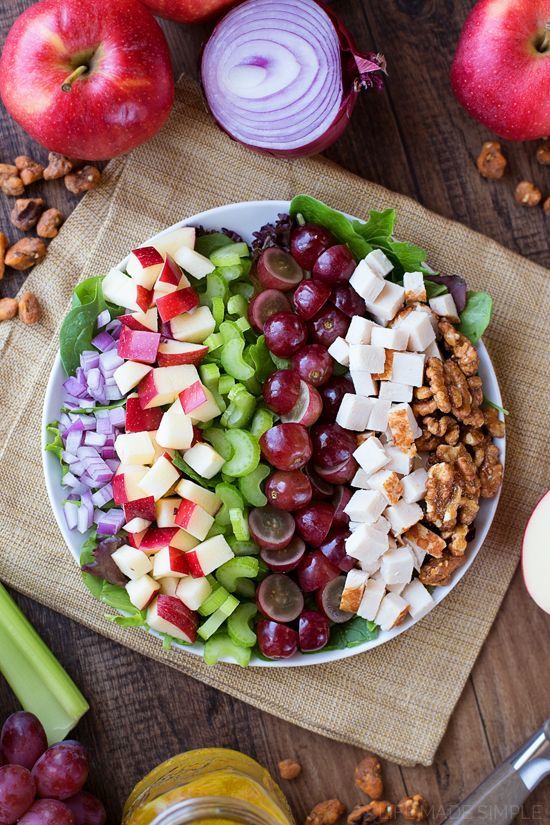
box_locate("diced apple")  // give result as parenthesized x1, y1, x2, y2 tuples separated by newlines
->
(147, 595, 198, 643)
(156, 287, 199, 323)
(139, 526, 180, 552)
(175, 499, 214, 541)
(123, 517, 151, 534)
(157, 341, 208, 367)
(114, 360, 152, 395)
(102, 268, 151, 312)
(158, 576, 179, 596)
(183, 442, 225, 480)
(125, 396, 163, 433)
(123, 495, 156, 523)
(125, 574, 160, 609)
(138, 365, 200, 409)
(126, 246, 164, 289)
(138, 454, 180, 500)
(176, 576, 212, 611)
(118, 326, 160, 365)
(175, 479, 221, 516)
(112, 545, 152, 580)
(179, 382, 220, 424)
(127, 528, 147, 549)
(170, 529, 199, 552)
(174, 246, 215, 280)
(151, 435, 174, 463)
(184, 535, 234, 577)
(112, 464, 148, 505)
(152, 226, 196, 257)
(119, 307, 158, 332)
(152, 545, 190, 579)
(155, 406, 194, 451)
(155, 255, 188, 295)
(165, 306, 216, 344)
(115, 432, 155, 465)
(155, 497, 180, 528)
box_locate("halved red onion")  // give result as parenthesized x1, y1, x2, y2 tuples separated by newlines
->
(201, 0, 386, 157)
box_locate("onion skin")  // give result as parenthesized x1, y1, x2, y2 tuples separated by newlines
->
(200, 0, 386, 159)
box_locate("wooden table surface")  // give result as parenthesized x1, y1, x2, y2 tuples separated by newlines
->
(1, 1, 549, 822)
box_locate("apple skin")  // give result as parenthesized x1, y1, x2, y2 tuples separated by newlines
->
(522, 490, 550, 614)
(140, 0, 237, 23)
(0, 0, 174, 160)
(451, 0, 550, 141)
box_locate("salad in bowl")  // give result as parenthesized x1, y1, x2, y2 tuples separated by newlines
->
(43, 196, 505, 666)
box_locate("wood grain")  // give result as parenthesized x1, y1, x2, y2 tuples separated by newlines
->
(0, 1, 549, 823)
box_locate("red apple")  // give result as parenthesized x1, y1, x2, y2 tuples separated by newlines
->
(522, 490, 550, 614)
(140, 0, 237, 24)
(451, 0, 550, 140)
(0, 0, 174, 160)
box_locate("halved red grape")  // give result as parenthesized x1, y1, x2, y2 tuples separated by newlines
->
(332, 487, 352, 527)
(297, 551, 340, 592)
(319, 528, 355, 572)
(257, 247, 304, 292)
(298, 611, 330, 652)
(313, 456, 358, 485)
(265, 471, 312, 511)
(0, 765, 36, 824)
(290, 224, 336, 270)
(257, 573, 304, 622)
(292, 280, 331, 320)
(0, 712, 47, 771)
(280, 381, 322, 427)
(305, 465, 335, 499)
(319, 376, 354, 422)
(64, 793, 106, 825)
(32, 742, 89, 801)
(331, 284, 367, 318)
(18, 799, 75, 825)
(309, 306, 350, 347)
(248, 290, 291, 332)
(294, 502, 334, 546)
(257, 620, 299, 659)
(248, 506, 295, 550)
(316, 576, 354, 623)
(260, 537, 306, 572)
(260, 424, 312, 471)
(264, 312, 307, 357)
(312, 244, 356, 284)
(263, 370, 301, 415)
(311, 423, 357, 470)
(292, 345, 333, 387)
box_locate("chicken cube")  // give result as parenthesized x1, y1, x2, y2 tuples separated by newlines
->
(345, 316, 376, 345)
(384, 444, 413, 474)
(379, 381, 413, 403)
(344, 489, 387, 524)
(401, 468, 428, 503)
(374, 591, 410, 630)
(391, 352, 426, 388)
(350, 260, 385, 303)
(380, 546, 415, 585)
(401, 578, 434, 618)
(365, 248, 394, 278)
(385, 500, 423, 535)
(350, 371, 379, 398)
(366, 399, 392, 432)
(403, 271, 427, 304)
(336, 394, 374, 431)
(327, 336, 350, 366)
(357, 578, 386, 621)
(429, 294, 460, 323)
(353, 436, 389, 475)
(349, 344, 386, 373)
(340, 569, 369, 613)
(365, 281, 405, 325)
(370, 326, 408, 351)
(366, 469, 403, 505)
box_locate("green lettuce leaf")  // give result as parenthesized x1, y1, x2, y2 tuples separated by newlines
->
(290, 195, 372, 260)
(459, 291, 493, 344)
(324, 617, 379, 651)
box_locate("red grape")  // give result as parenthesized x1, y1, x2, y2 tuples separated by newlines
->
(260, 537, 306, 572)
(265, 471, 312, 511)
(263, 370, 301, 415)
(290, 224, 336, 271)
(309, 306, 350, 347)
(0, 764, 36, 824)
(292, 280, 331, 320)
(332, 487, 352, 527)
(292, 345, 333, 387)
(0, 713, 47, 771)
(264, 312, 307, 357)
(248, 290, 291, 332)
(318, 529, 355, 572)
(313, 456, 358, 485)
(298, 611, 330, 652)
(32, 742, 88, 801)
(311, 423, 357, 470)
(279, 381, 322, 427)
(331, 284, 367, 318)
(260, 424, 312, 471)
(257, 248, 304, 291)
(294, 502, 334, 546)
(297, 551, 340, 592)
(257, 574, 304, 622)
(319, 376, 354, 422)
(305, 465, 334, 499)
(312, 244, 356, 284)
(248, 506, 295, 551)
(64, 792, 106, 825)
(316, 576, 354, 623)
(18, 799, 75, 825)
(257, 620, 298, 659)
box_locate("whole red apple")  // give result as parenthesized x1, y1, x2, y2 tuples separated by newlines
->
(0, 0, 174, 160)
(140, 0, 237, 23)
(451, 0, 550, 141)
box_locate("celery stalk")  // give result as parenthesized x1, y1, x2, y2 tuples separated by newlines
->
(0, 583, 89, 744)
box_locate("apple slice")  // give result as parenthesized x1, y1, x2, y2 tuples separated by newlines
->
(522, 491, 550, 614)
(152, 227, 196, 257)
(123, 517, 152, 534)
(113, 465, 148, 505)
(114, 361, 152, 396)
(115, 432, 155, 465)
(146, 595, 198, 643)
(164, 306, 216, 344)
(119, 307, 158, 333)
(183, 442, 225, 479)
(152, 545, 190, 579)
(155, 497, 180, 528)
(156, 406, 194, 450)
(156, 287, 199, 323)
(179, 382, 221, 424)
(175, 499, 214, 541)
(155, 255, 188, 294)
(139, 526, 180, 553)
(174, 246, 215, 280)
(184, 535, 234, 577)
(102, 268, 152, 312)
(112, 545, 152, 580)
(123, 496, 156, 523)
(125, 396, 163, 433)
(170, 529, 199, 552)
(157, 341, 208, 367)
(175, 479, 221, 516)
(126, 246, 164, 289)
(138, 453, 180, 500)
(158, 576, 179, 596)
(176, 576, 212, 611)
(127, 528, 147, 549)
(118, 325, 160, 364)
(138, 365, 200, 409)
(126, 574, 160, 610)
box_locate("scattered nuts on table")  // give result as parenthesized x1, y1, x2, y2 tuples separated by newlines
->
(398, 794, 430, 822)
(64, 165, 101, 194)
(536, 139, 550, 166)
(543, 197, 550, 217)
(0, 297, 19, 321)
(1, 175, 25, 197)
(514, 180, 542, 207)
(15, 155, 44, 185)
(347, 800, 396, 824)
(37, 207, 65, 238)
(43, 151, 75, 180)
(354, 755, 384, 800)
(18, 291, 41, 325)
(305, 799, 347, 825)
(4, 237, 47, 271)
(476, 141, 507, 179)
(278, 758, 302, 780)
(0, 163, 18, 180)
(0, 232, 8, 280)
(10, 197, 45, 231)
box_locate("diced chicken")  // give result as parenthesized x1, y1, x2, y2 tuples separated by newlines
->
(350, 261, 385, 303)
(365, 249, 394, 278)
(328, 336, 350, 366)
(370, 326, 408, 351)
(391, 352, 426, 388)
(387, 403, 422, 455)
(346, 316, 376, 345)
(337, 394, 374, 431)
(380, 546, 415, 585)
(366, 469, 403, 505)
(401, 468, 428, 503)
(429, 294, 460, 323)
(374, 591, 410, 630)
(357, 578, 386, 621)
(379, 381, 413, 403)
(366, 399, 392, 432)
(353, 436, 389, 475)
(403, 271, 427, 304)
(344, 489, 387, 524)
(359, 558, 382, 575)
(351, 468, 371, 488)
(384, 444, 413, 474)
(372, 515, 391, 534)
(424, 340, 443, 360)
(340, 569, 369, 613)
(385, 500, 423, 535)
(350, 371, 379, 398)
(346, 523, 389, 563)
(401, 578, 434, 618)
(349, 344, 386, 373)
(404, 523, 446, 558)
(365, 281, 405, 325)
(407, 541, 426, 571)
(400, 311, 436, 352)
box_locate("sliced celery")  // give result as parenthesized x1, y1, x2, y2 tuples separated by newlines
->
(222, 430, 260, 477)
(212, 296, 225, 328)
(221, 386, 257, 429)
(227, 603, 257, 648)
(205, 332, 223, 352)
(0, 583, 89, 744)
(214, 482, 244, 526)
(228, 537, 260, 556)
(205, 521, 230, 539)
(198, 595, 239, 640)
(202, 271, 228, 308)
(218, 374, 236, 395)
(203, 428, 233, 460)
(227, 294, 248, 318)
(231, 282, 254, 300)
(200, 363, 220, 386)
(218, 264, 243, 282)
(195, 233, 235, 258)
(219, 320, 242, 343)
(236, 317, 251, 334)
(234, 578, 256, 600)
(238, 463, 270, 507)
(210, 244, 244, 267)
(221, 341, 255, 385)
(250, 408, 275, 439)
(203, 633, 251, 667)
(198, 585, 229, 616)
(216, 556, 259, 593)
(229, 508, 250, 541)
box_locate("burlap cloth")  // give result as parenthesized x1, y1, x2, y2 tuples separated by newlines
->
(0, 78, 548, 766)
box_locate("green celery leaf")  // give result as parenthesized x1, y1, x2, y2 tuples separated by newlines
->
(61, 400, 125, 414)
(459, 291, 493, 344)
(105, 613, 147, 628)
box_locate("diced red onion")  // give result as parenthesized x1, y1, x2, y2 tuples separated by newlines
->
(109, 407, 126, 428)
(105, 386, 123, 401)
(80, 350, 100, 371)
(106, 318, 121, 336)
(99, 350, 124, 373)
(84, 432, 106, 447)
(96, 417, 113, 435)
(64, 501, 79, 531)
(92, 331, 116, 352)
(65, 428, 83, 455)
(77, 492, 94, 533)
(96, 508, 125, 535)
(70, 460, 86, 476)
(79, 414, 97, 430)
(96, 309, 111, 329)
(200, 0, 385, 157)
(91, 484, 113, 507)
(63, 375, 89, 399)
(77, 446, 99, 459)
(62, 451, 78, 465)
(101, 447, 117, 460)
(105, 459, 119, 473)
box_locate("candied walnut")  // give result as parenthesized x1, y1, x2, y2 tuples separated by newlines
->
(442, 524, 469, 557)
(1, 175, 25, 196)
(515, 181, 542, 207)
(398, 794, 430, 822)
(0, 163, 18, 180)
(355, 754, 384, 799)
(278, 759, 301, 780)
(388, 407, 418, 456)
(37, 207, 64, 239)
(467, 375, 483, 406)
(426, 358, 451, 414)
(347, 801, 396, 825)
(543, 196, 550, 217)
(445, 360, 476, 422)
(373, 350, 394, 381)
(0, 297, 18, 321)
(0, 232, 8, 280)
(425, 462, 462, 531)
(306, 799, 346, 825)
(15, 155, 44, 185)
(419, 553, 465, 586)
(5, 238, 47, 271)
(537, 139, 550, 166)
(483, 406, 505, 438)
(18, 292, 41, 325)
(476, 141, 507, 179)
(43, 152, 74, 180)
(436, 443, 480, 525)
(461, 426, 487, 447)
(423, 415, 460, 445)
(64, 165, 101, 194)
(10, 198, 45, 231)
(438, 320, 479, 377)
(405, 523, 446, 558)
(476, 443, 503, 499)
(416, 430, 441, 452)
(412, 387, 437, 417)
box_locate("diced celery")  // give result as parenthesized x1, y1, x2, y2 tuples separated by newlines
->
(234, 579, 256, 600)
(214, 482, 245, 526)
(0, 583, 89, 744)
(200, 363, 220, 386)
(205, 521, 230, 539)
(198, 595, 239, 640)
(222, 430, 260, 477)
(238, 463, 270, 507)
(212, 296, 225, 328)
(203, 428, 233, 460)
(219, 320, 242, 343)
(203, 633, 251, 667)
(228, 537, 260, 556)
(218, 375, 236, 395)
(205, 333, 223, 352)
(221, 386, 256, 429)
(215, 556, 259, 593)
(247, 336, 275, 383)
(219, 264, 243, 283)
(210, 244, 243, 267)
(195, 233, 235, 258)
(201, 271, 228, 308)
(231, 282, 255, 300)
(250, 408, 275, 439)
(229, 508, 250, 541)
(221, 338, 255, 382)
(227, 603, 257, 648)
(236, 317, 251, 333)
(227, 294, 248, 318)
(239, 258, 252, 279)
(198, 584, 230, 616)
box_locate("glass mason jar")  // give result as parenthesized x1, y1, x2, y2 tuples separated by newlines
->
(122, 748, 295, 825)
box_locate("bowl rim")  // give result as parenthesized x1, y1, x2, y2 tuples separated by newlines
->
(41, 199, 506, 667)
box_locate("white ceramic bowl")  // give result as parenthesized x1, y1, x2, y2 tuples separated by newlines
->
(42, 200, 505, 666)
